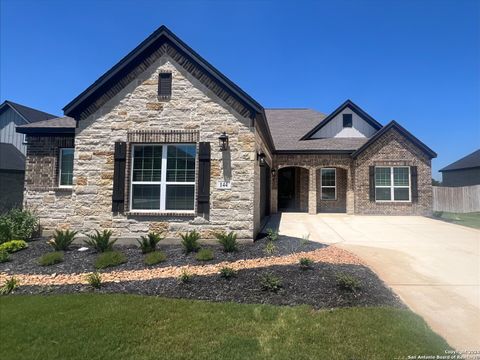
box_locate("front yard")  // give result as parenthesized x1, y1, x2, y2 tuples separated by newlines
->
(434, 211, 480, 229)
(0, 294, 450, 360)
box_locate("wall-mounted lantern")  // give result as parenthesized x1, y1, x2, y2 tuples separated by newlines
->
(257, 152, 266, 167)
(218, 132, 229, 151)
(271, 169, 276, 177)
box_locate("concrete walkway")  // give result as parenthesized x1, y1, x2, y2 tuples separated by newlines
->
(268, 213, 480, 350)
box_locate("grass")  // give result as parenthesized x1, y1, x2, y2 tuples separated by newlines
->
(144, 251, 166, 265)
(0, 294, 450, 360)
(434, 211, 480, 229)
(38, 251, 64, 266)
(94, 251, 127, 269)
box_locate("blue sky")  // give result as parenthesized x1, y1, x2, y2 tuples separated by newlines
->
(1, 0, 479, 178)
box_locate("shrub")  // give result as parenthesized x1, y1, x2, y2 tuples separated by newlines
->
(86, 272, 102, 289)
(299, 257, 314, 270)
(336, 273, 361, 292)
(181, 230, 200, 254)
(300, 233, 310, 246)
(195, 248, 214, 261)
(266, 228, 279, 242)
(179, 270, 192, 283)
(144, 251, 166, 266)
(137, 232, 163, 254)
(0, 240, 28, 254)
(0, 250, 10, 263)
(0, 277, 19, 295)
(263, 241, 277, 256)
(94, 251, 127, 269)
(85, 230, 117, 252)
(215, 231, 238, 252)
(219, 266, 237, 279)
(38, 251, 64, 266)
(260, 273, 282, 292)
(0, 208, 38, 242)
(49, 229, 78, 251)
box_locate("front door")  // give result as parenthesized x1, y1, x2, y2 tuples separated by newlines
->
(278, 167, 297, 211)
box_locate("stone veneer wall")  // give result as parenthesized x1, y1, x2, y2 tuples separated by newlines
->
(353, 128, 433, 215)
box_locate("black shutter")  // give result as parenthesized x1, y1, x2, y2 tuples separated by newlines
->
(369, 166, 375, 202)
(411, 166, 418, 203)
(197, 142, 211, 218)
(112, 142, 127, 213)
(158, 73, 172, 99)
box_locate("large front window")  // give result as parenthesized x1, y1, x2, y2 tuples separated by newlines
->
(320, 168, 336, 200)
(130, 144, 196, 212)
(59, 148, 74, 187)
(375, 166, 410, 202)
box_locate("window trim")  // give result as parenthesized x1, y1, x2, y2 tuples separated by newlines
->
(58, 148, 74, 188)
(320, 168, 337, 201)
(129, 143, 196, 213)
(375, 166, 411, 203)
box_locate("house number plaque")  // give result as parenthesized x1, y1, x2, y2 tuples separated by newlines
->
(216, 180, 232, 190)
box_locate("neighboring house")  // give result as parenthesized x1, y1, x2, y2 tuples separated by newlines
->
(0, 101, 57, 212)
(439, 149, 480, 187)
(16, 26, 436, 240)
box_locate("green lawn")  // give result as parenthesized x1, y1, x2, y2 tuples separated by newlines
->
(435, 211, 480, 229)
(0, 294, 450, 360)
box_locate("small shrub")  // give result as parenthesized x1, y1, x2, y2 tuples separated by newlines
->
(0, 222, 12, 244)
(179, 270, 192, 283)
(299, 257, 314, 270)
(0, 208, 38, 242)
(49, 229, 78, 251)
(260, 273, 282, 292)
(214, 231, 238, 252)
(85, 230, 117, 252)
(137, 232, 164, 254)
(195, 248, 214, 261)
(266, 228, 279, 242)
(0, 250, 10, 263)
(86, 272, 102, 289)
(300, 233, 310, 246)
(94, 251, 127, 269)
(144, 251, 167, 266)
(0, 277, 19, 295)
(219, 266, 237, 279)
(181, 230, 200, 254)
(38, 251, 64, 266)
(0, 240, 28, 254)
(263, 241, 277, 256)
(336, 273, 361, 292)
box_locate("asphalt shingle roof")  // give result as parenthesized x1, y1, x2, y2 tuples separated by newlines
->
(1, 101, 57, 123)
(0, 143, 25, 171)
(17, 116, 76, 129)
(440, 149, 480, 172)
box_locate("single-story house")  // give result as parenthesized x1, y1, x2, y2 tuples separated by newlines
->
(16, 25, 436, 240)
(439, 149, 480, 187)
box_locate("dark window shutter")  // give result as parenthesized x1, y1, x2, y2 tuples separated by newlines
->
(197, 142, 211, 218)
(112, 142, 127, 213)
(411, 166, 418, 203)
(343, 114, 353, 127)
(369, 166, 375, 202)
(158, 73, 172, 99)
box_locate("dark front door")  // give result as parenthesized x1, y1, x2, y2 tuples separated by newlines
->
(278, 167, 297, 211)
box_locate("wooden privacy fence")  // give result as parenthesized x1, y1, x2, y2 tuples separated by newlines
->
(433, 185, 480, 213)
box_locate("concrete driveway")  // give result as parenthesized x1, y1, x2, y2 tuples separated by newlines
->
(274, 213, 480, 350)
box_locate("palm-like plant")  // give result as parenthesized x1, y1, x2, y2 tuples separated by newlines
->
(180, 230, 200, 254)
(214, 231, 238, 252)
(84, 229, 116, 252)
(137, 232, 164, 254)
(48, 229, 78, 251)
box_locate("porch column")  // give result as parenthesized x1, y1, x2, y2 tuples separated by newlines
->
(346, 166, 354, 214)
(308, 167, 317, 215)
(271, 167, 278, 213)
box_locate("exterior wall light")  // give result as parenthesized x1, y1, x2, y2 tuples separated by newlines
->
(271, 169, 276, 177)
(257, 152, 266, 167)
(218, 132, 229, 151)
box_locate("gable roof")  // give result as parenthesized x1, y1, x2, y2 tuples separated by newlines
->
(0, 143, 25, 171)
(439, 149, 480, 172)
(0, 100, 57, 124)
(300, 100, 383, 140)
(16, 116, 76, 134)
(351, 120, 437, 159)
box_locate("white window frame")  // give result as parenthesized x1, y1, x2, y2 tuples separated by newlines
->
(58, 148, 74, 188)
(22, 134, 28, 144)
(375, 166, 411, 203)
(320, 168, 337, 201)
(130, 144, 196, 213)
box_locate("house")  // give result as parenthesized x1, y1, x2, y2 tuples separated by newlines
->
(439, 149, 480, 187)
(16, 25, 436, 240)
(0, 101, 57, 212)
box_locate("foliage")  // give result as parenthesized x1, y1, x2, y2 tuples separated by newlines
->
(299, 257, 314, 270)
(219, 267, 237, 279)
(266, 228, 279, 242)
(38, 251, 64, 266)
(432, 178, 442, 186)
(0, 240, 28, 254)
(260, 273, 282, 292)
(85, 230, 117, 253)
(180, 230, 200, 254)
(0, 277, 19, 295)
(86, 272, 102, 289)
(49, 229, 78, 251)
(144, 251, 167, 266)
(300, 233, 310, 246)
(195, 248, 214, 261)
(0, 250, 10, 263)
(137, 232, 164, 254)
(336, 273, 361, 292)
(263, 241, 277, 256)
(94, 251, 127, 269)
(179, 270, 192, 283)
(214, 231, 238, 252)
(0, 209, 39, 243)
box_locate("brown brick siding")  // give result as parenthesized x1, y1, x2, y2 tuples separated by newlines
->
(317, 167, 347, 213)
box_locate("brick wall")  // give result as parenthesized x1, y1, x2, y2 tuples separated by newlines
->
(317, 167, 347, 213)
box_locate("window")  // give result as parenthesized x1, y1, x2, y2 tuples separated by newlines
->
(321, 168, 336, 200)
(343, 114, 352, 128)
(130, 144, 196, 212)
(158, 72, 172, 99)
(59, 148, 74, 187)
(375, 167, 410, 202)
